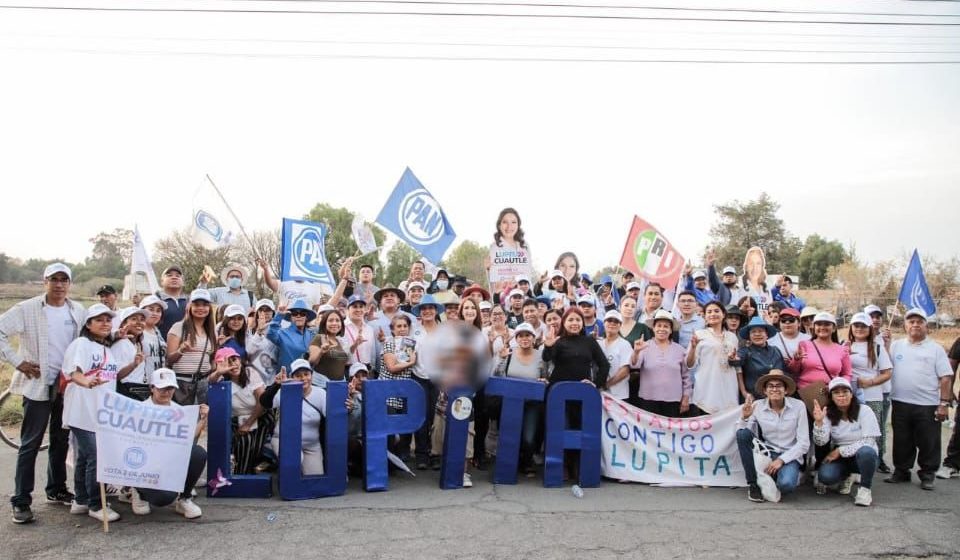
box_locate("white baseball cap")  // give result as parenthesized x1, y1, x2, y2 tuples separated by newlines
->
(317, 304, 336, 313)
(515, 274, 531, 284)
(828, 377, 852, 393)
(509, 289, 525, 299)
(625, 281, 642, 292)
(138, 294, 168, 311)
(349, 362, 369, 378)
(150, 368, 179, 389)
(43, 262, 72, 280)
(812, 312, 837, 325)
(904, 307, 928, 322)
(190, 289, 212, 303)
(223, 304, 246, 318)
(479, 301, 492, 311)
(255, 298, 277, 312)
(722, 266, 737, 275)
(290, 358, 313, 373)
(85, 303, 116, 320)
(850, 312, 871, 327)
(549, 270, 564, 280)
(603, 310, 624, 323)
(576, 294, 595, 306)
(119, 306, 146, 324)
(407, 280, 427, 291)
(863, 304, 883, 316)
(513, 323, 537, 337)
(692, 270, 707, 280)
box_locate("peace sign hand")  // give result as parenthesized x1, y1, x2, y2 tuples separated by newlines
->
(812, 399, 826, 425)
(741, 394, 755, 420)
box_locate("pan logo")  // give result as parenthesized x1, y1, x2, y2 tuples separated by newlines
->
(399, 189, 444, 245)
(293, 226, 328, 277)
(124, 447, 147, 469)
(194, 210, 224, 243)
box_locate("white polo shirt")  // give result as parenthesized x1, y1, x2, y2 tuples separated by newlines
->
(890, 337, 952, 406)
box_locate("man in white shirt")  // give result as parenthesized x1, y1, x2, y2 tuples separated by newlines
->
(0, 263, 86, 524)
(885, 308, 954, 490)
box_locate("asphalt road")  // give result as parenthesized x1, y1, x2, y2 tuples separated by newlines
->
(2, 435, 958, 560)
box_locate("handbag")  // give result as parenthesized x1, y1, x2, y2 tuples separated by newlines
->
(752, 438, 782, 503)
(174, 337, 210, 405)
(797, 341, 835, 415)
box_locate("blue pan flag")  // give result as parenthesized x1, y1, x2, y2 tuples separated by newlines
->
(898, 249, 936, 317)
(375, 168, 456, 266)
(280, 218, 337, 293)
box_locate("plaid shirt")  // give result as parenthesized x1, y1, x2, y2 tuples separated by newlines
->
(0, 295, 86, 401)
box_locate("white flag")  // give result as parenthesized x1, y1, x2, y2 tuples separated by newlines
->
(123, 225, 160, 300)
(351, 214, 379, 256)
(190, 177, 235, 250)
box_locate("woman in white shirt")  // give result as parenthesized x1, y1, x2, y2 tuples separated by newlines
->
(207, 347, 266, 474)
(686, 301, 740, 415)
(846, 312, 893, 474)
(246, 299, 280, 387)
(813, 377, 881, 507)
(113, 307, 151, 401)
(259, 359, 327, 475)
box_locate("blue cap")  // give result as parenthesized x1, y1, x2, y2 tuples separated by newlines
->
(347, 294, 367, 307)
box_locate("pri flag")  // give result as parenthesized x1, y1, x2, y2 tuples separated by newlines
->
(280, 218, 337, 293)
(351, 214, 379, 256)
(375, 168, 456, 265)
(619, 215, 685, 289)
(898, 249, 936, 317)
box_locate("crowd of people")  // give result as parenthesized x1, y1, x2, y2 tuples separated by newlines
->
(0, 207, 957, 525)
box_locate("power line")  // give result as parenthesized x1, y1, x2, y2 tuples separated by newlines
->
(3, 4, 960, 26)
(5, 44, 959, 62)
(224, 0, 960, 19)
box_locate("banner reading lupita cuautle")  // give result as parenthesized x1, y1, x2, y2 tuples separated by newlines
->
(601, 394, 747, 487)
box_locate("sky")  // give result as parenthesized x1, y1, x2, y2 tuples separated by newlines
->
(1, 0, 958, 277)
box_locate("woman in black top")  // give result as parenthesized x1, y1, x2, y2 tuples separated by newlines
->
(542, 307, 610, 387)
(542, 307, 609, 480)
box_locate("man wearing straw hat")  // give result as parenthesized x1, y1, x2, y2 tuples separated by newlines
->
(735, 369, 809, 503)
(199, 263, 255, 312)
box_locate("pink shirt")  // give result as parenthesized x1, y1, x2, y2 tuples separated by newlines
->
(788, 340, 851, 389)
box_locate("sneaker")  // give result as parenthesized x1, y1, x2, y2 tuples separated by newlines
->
(920, 478, 935, 491)
(838, 475, 857, 495)
(935, 465, 959, 479)
(69, 500, 89, 515)
(11, 505, 34, 524)
(877, 462, 892, 474)
(46, 490, 75, 506)
(416, 459, 429, 471)
(175, 497, 202, 519)
(104, 484, 123, 498)
(462, 473, 473, 488)
(88, 506, 120, 523)
(854, 487, 872, 507)
(813, 473, 827, 495)
(130, 490, 151, 516)
(430, 456, 441, 471)
(747, 484, 763, 502)
(254, 461, 274, 474)
(884, 471, 911, 484)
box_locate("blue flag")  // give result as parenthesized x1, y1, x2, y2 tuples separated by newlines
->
(375, 168, 456, 265)
(280, 218, 336, 293)
(898, 249, 936, 316)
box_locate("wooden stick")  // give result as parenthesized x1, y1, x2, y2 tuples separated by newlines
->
(99, 482, 109, 533)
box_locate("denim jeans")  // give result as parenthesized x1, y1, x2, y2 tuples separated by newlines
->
(735, 428, 801, 494)
(137, 445, 207, 507)
(817, 446, 878, 489)
(519, 402, 544, 468)
(71, 428, 105, 511)
(11, 391, 70, 507)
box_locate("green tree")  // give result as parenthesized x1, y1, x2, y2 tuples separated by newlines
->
(153, 229, 238, 291)
(441, 240, 488, 284)
(707, 193, 802, 274)
(383, 242, 421, 286)
(72, 229, 134, 283)
(303, 204, 386, 281)
(796, 234, 848, 288)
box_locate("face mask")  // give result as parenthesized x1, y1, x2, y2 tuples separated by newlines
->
(228, 278, 242, 290)
(436, 280, 449, 291)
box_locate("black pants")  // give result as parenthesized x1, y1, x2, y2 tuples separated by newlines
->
(944, 404, 960, 470)
(11, 390, 70, 507)
(136, 445, 207, 507)
(892, 400, 941, 480)
(637, 399, 680, 418)
(473, 388, 489, 461)
(414, 376, 439, 461)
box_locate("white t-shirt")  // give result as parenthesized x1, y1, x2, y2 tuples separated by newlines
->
(890, 338, 953, 406)
(232, 376, 266, 430)
(343, 321, 376, 365)
(43, 303, 76, 385)
(601, 337, 634, 400)
(279, 280, 324, 307)
(849, 341, 893, 403)
(112, 338, 147, 385)
(61, 337, 123, 429)
(271, 386, 326, 449)
(141, 328, 166, 379)
(769, 331, 811, 362)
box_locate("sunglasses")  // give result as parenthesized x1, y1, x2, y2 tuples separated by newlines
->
(289, 311, 308, 317)
(780, 317, 797, 324)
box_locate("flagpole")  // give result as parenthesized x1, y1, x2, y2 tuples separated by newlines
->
(99, 482, 109, 533)
(205, 174, 278, 279)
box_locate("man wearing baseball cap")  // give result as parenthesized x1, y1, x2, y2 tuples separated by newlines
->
(0, 263, 86, 524)
(885, 308, 954, 489)
(156, 265, 188, 339)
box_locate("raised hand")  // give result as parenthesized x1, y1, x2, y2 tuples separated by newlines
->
(705, 249, 715, 267)
(274, 366, 288, 384)
(741, 394, 755, 420)
(633, 339, 648, 353)
(544, 327, 558, 347)
(812, 399, 826, 425)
